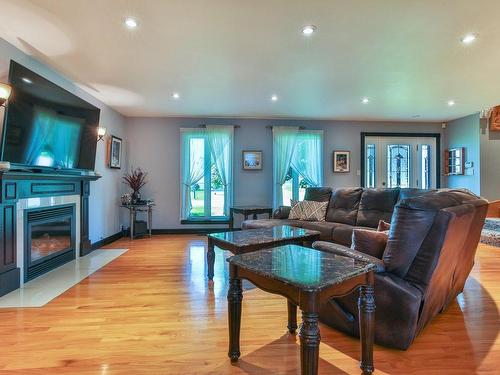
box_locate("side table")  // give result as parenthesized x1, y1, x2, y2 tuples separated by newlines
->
(229, 206, 273, 230)
(121, 201, 155, 240)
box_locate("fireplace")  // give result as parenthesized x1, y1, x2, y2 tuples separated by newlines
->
(24, 205, 76, 282)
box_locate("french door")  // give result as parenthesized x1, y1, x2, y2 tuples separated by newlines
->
(364, 136, 437, 189)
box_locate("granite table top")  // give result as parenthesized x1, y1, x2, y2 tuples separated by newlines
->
(227, 245, 376, 292)
(208, 225, 320, 248)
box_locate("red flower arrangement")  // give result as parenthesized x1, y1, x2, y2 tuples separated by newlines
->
(122, 167, 148, 195)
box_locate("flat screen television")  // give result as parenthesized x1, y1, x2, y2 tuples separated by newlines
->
(0, 61, 100, 171)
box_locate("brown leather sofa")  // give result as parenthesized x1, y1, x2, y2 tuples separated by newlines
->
(242, 187, 437, 247)
(243, 187, 488, 349)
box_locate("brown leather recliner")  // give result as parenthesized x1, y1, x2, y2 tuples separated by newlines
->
(313, 189, 488, 350)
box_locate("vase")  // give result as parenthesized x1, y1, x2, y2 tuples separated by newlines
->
(132, 191, 141, 204)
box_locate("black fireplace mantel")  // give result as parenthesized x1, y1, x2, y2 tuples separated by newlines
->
(0, 170, 101, 296)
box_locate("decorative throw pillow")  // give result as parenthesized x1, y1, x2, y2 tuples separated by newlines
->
(288, 200, 302, 219)
(351, 228, 388, 259)
(298, 200, 328, 221)
(377, 220, 391, 232)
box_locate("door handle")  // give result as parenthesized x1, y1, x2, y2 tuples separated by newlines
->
(382, 181, 386, 186)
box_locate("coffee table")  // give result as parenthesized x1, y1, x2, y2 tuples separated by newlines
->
(206, 225, 320, 281)
(226, 245, 376, 375)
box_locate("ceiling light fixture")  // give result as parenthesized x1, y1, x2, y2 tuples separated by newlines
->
(172, 92, 180, 99)
(362, 97, 370, 104)
(124, 17, 138, 29)
(301, 25, 317, 35)
(271, 94, 278, 102)
(22, 77, 32, 84)
(448, 100, 456, 106)
(461, 34, 476, 44)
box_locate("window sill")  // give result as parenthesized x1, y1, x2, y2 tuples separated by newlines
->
(181, 219, 229, 225)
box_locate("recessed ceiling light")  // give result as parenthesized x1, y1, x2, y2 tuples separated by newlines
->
(412, 115, 421, 118)
(172, 92, 180, 99)
(448, 100, 456, 106)
(271, 95, 278, 102)
(461, 34, 476, 44)
(301, 25, 317, 35)
(124, 17, 138, 29)
(362, 97, 370, 104)
(22, 77, 32, 84)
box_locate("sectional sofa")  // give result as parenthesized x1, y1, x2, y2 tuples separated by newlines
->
(242, 187, 488, 349)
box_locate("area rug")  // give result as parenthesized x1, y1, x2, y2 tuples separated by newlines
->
(481, 218, 500, 247)
(0, 249, 128, 308)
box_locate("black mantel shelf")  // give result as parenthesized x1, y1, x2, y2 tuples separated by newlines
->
(0, 170, 101, 297)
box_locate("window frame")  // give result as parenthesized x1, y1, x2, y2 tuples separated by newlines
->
(180, 130, 231, 224)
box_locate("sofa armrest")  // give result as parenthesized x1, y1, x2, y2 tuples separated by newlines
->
(273, 206, 291, 219)
(312, 241, 386, 273)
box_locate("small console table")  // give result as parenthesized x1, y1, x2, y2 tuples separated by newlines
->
(121, 201, 154, 240)
(229, 206, 273, 230)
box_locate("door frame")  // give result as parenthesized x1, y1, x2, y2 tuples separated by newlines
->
(360, 132, 441, 188)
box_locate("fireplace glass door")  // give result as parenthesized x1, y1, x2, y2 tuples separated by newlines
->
(25, 205, 76, 281)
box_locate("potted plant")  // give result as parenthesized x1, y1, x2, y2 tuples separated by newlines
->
(123, 167, 148, 203)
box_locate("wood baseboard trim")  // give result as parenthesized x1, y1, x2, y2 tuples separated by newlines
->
(151, 228, 231, 235)
(91, 231, 124, 250)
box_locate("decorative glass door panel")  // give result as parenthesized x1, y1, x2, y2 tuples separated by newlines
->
(387, 144, 411, 188)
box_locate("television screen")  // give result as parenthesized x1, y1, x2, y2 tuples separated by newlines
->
(0, 61, 100, 171)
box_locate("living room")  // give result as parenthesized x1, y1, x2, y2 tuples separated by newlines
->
(0, 1, 498, 374)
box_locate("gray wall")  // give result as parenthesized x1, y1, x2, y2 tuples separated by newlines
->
(480, 118, 500, 200)
(125, 117, 442, 229)
(443, 113, 481, 195)
(0, 38, 127, 243)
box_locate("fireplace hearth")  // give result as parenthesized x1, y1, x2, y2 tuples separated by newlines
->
(24, 205, 76, 282)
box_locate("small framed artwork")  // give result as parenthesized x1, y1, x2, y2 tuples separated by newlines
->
(333, 151, 350, 173)
(490, 106, 500, 132)
(108, 135, 122, 169)
(242, 150, 263, 170)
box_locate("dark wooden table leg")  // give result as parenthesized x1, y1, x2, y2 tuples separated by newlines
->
(252, 213, 258, 219)
(267, 209, 272, 219)
(299, 310, 320, 375)
(207, 237, 215, 282)
(287, 300, 297, 334)
(358, 271, 375, 375)
(228, 265, 243, 362)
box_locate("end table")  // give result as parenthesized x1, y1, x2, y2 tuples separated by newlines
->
(121, 201, 155, 239)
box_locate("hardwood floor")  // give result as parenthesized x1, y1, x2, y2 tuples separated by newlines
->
(0, 234, 498, 374)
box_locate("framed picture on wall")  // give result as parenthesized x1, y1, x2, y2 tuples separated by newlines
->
(108, 135, 122, 169)
(333, 151, 350, 173)
(242, 150, 263, 170)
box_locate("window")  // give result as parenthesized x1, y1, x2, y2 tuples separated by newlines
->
(282, 168, 311, 205)
(365, 144, 376, 188)
(273, 127, 323, 207)
(180, 127, 233, 221)
(387, 144, 411, 188)
(421, 144, 431, 189)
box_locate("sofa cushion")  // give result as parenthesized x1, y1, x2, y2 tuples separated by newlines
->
(299, 221, 340, 240)
(288, 200, 302, 219)
(332, 225, 355, 247)
(357, 188, 400, 228)
(351, 228, 388, 259)
(304, 187, 332, 202)
(398, 188, 436, 202)
(299, 200, 328, 221)
(377, 220, 391, 232)
(326, 188, 363, 225)
(241, 219, 303, 230)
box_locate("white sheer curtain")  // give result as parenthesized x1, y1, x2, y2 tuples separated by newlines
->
(273, 126, 299, 207)
(206, 125, 234, 216)
(180, 129, 206, 220)
(291, 130, 323, 187)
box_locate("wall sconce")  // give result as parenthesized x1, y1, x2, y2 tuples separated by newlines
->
(0, 82, 12, 107)
(97, 126, 107, 142)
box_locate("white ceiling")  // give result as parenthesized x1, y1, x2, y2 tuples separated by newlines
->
(1, 0, 500, 121)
